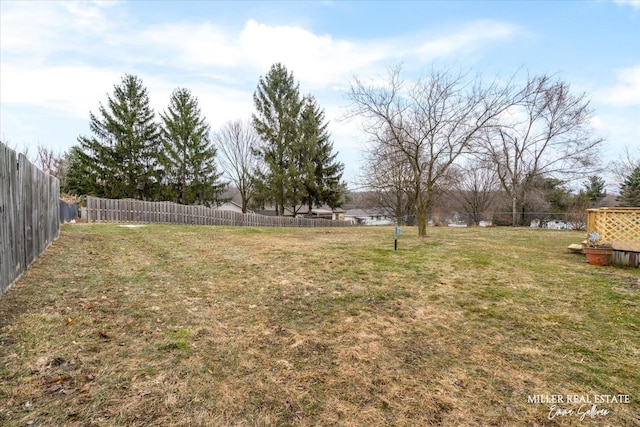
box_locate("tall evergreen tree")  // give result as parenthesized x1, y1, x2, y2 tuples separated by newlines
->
(60, 146, 95, 196)
(77, 74, 161, 200)
(252, 63, 303, 216)
(299, 96, 346, 213)
(160, 88, 225, 207)
(584, 175, 606, 205)
(618, 166, 640, 207)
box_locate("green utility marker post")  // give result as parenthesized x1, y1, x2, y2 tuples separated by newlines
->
(394, 224, 401, 251)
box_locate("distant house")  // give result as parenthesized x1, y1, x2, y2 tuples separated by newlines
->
(599, 194, 622, 208)
(344, 208, 394, 225)
(213, 201, 245, 214)
(283, 205, 346, 220)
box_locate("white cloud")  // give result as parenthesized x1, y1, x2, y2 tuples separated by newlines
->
(135, 19, 388, 88)
(613, 0, 640, 8)
(592, 112, 640, 162)
(2, 0, 519, 119)
(137, 22, 243, 69)
(589, 115, 605, 130)
(415, 21, 518, 59)
(130, 18, 518, 89)
(1, 1, 121, 58)
(597, 65, 640, 106)
(0, 63, 123, 118)
(239, 19, 376, 87)
(144, 76, 255, 130)
(1, 0, 520, 167)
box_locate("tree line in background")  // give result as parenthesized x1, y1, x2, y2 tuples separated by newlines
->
(31, 64, 346, 215)
(5, 64, 640, 231)
(348, 65, 639, 234)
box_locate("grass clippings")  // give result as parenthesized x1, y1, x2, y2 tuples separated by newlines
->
(1, 224, 639, 426)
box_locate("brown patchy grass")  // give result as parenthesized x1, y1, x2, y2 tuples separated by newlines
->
(0, 224, 638, 426)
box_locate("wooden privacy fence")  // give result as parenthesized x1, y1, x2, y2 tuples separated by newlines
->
(1, 142, 60, 297)
(86, 196, 353, 228)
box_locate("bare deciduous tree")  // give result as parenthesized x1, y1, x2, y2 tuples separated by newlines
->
(480, 75, 603, 225)
(35, 144, 61, 176)
(213, 119, 262, 213)
(347, 65, 512, 236)
(448, 159, 499, 226)
(359, 131, 415, 221)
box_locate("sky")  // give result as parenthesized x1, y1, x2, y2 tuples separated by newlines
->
(1, 0, 639, 189)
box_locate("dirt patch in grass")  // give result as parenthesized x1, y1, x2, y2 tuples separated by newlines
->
(1, 225, 639, 426)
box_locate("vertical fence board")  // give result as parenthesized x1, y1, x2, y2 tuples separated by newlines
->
(1, 143, 60, 298)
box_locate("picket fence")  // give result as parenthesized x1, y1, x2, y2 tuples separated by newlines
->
(86, 196, 352, 228)
(1, 142, 60, 297)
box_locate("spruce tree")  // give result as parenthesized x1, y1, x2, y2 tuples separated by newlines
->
(618, 166, 640, 206)
(299, 96, 345, 213)
(77, 74, 161, 200)
(252, 63, 303, 215)
(584, 175, 606, 204)
(60, 146, 95, 196)
(160, 88, 226, 207)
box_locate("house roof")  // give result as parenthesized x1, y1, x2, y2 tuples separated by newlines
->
(345, 208, 393, 218)
(283, 205, 345, 216)
(219, 187, 244, 205)
(345, 209, 369, 217)
(214, 201, 244, 211)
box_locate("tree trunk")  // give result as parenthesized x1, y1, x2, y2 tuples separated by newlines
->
(418, 213, 427, 236)
(512, 196, 517, 227)
(417, 201, 428, 236)
(416, 190, 430, 236)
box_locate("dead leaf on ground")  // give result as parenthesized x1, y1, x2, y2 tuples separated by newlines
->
(47, 375, 65, 384)
(47, 383, 63, 393)
(454, 379, 468, 389)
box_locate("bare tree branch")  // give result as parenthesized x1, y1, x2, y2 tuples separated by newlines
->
(479, 74, 603, 225)
(348, 65, 513, 235)
(213, 119, 262, 213)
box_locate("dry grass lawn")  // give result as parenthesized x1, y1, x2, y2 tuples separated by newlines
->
(0, 224, 639, 426)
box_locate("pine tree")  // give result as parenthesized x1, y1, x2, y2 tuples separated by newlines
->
(60, 146, 95, 196)
(252, 63, 303, 216)
(160, 88, 226, 207)
(618, 166, 640, 207)
(299, 96, 345, 213)
(77, 74, 161, 200)
(584, 175, 606, 204)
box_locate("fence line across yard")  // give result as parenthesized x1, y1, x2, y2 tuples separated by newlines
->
(85, 196, 353, 228)
(1, 142, 60, 297)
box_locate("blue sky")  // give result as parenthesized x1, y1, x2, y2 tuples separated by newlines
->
(1, 0, 639, 188)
